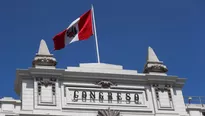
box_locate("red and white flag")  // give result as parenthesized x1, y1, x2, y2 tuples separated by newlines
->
(53, 9, 93, 50)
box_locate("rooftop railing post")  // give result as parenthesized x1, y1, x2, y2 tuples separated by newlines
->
(188, 96, 192, 104)
(199, 96, 204, 107)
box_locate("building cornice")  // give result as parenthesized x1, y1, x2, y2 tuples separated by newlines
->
(15, 67, 186, 96)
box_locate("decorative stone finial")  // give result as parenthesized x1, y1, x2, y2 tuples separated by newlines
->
(38, 39, 50, 55)
(147, 46, 159, 62)
(143, 46, 168, 74)
(32, 39, 57, 68)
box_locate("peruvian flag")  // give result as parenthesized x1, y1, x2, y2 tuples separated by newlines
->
(53, 9, 93, 50)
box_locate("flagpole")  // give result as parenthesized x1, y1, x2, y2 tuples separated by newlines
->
(91, 4, 101, 63)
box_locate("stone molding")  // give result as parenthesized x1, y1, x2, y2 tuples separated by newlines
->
(96, 80, 116, 88)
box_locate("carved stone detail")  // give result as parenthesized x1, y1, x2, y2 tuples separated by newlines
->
(144, 63, 168, 73)
(96, 80, 116, 88)
(32, 55, 57, 67)
(36, 78, 57, 95)
(97, 107, 120, 116)
(152, 84, 172, 101)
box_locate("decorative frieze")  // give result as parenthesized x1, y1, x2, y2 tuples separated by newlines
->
(98, 107, 120, 116)
(32, 56, 57, 67)
(144, 64, 168, 73)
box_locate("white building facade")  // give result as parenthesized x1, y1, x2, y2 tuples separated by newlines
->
(0, 40, 204, 116)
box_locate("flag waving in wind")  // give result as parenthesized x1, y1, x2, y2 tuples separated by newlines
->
(53, 9, 93, 50)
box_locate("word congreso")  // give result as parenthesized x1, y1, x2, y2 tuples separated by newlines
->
(71, 90, 141, 104)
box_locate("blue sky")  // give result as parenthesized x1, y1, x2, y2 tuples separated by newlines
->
(0, 0, 205, 99)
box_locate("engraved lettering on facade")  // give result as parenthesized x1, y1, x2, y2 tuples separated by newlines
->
(134, 93, 139, 104)
(90, 91, 95, 102)
(70, 90, 141, 104)
(108, 92, 113, 103)
(99, 92, 104, 103)
(73, 90, 79, 102)
(82, 91, 87, 102)
(126, 93, 131, 103)
(117, 93, 122, 103)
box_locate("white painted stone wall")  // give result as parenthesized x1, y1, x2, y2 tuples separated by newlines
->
(186, 104, 205, 116)
(189, 110, 202, 116)
(0, 97, 21, 116)
(173, 88, 188, 116)
(22, 79, 34, 110)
